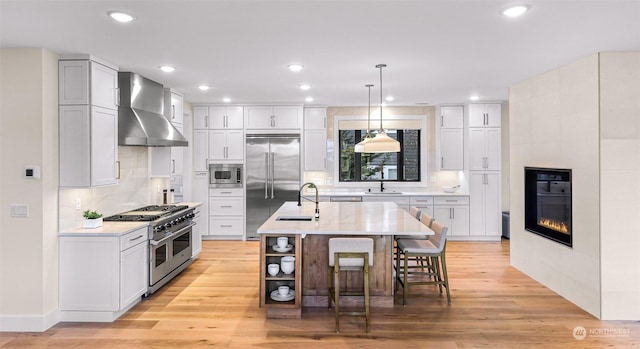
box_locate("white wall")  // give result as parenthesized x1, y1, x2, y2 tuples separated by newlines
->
(599, 52, 640, 320)
(0, 48, 60, 331)
(509, 53, 601, 317)
(509, 52, 640, 320)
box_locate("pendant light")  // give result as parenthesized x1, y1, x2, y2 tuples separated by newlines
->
(361, 64, 401, 153)
(354, 84, 374, 153)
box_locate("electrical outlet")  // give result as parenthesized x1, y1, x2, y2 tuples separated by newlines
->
(430, 176, 437, 183)
(75, 198, 82, 210)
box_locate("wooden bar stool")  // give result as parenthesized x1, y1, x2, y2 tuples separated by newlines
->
(327, 237, 374, 333)
(395, 220, 451, 306)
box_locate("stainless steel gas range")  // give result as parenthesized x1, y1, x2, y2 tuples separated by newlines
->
(104, 204, 196, 294)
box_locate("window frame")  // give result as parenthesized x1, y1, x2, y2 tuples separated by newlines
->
(333, 114, 428, 188)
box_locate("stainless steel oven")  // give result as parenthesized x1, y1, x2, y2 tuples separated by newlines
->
(209, 163, 242, 188)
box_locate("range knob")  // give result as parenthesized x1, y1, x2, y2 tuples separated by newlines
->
(164, 222, 172, 229)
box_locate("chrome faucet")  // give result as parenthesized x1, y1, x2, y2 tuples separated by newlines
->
(298, 182, 320, 221)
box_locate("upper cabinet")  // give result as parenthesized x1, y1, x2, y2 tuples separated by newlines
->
(437, 106, 464, 171)
(245, 106, 302, 130)
(468, 103, 501, 128)
(59, 56, 119, 187)
(165, 89, 184, 125)
(151, 89, 185, 178)
(59, 59, 119, 110)
(193, 106, 244, 129)
(303, 107, 327, 171)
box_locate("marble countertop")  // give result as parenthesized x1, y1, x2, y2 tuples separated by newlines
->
(257, 201, 433, 236)
(302, 189, 467, 197)
(59, 201, 203, 237)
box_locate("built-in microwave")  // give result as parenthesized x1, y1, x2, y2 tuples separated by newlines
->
(209, 164, 242, 188)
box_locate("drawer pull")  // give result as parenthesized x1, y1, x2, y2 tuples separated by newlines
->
(129, 235, 144, 242)
(446, 200, 456, 202)
(220, 225, 232, 228)
(220, 192, 232, 194)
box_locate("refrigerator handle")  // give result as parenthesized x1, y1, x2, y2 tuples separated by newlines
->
(264, 152, 269, 199)
(270, 152, 275, 199)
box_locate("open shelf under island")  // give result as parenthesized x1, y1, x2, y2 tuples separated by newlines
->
(257, 201, 433, 319)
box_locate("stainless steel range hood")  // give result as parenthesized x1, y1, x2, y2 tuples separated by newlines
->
(118, 72, 188, 147)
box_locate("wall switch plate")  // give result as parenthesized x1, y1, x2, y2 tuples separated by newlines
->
(75, 198, 82, 210)
(430, 176, 437, 183)
(11, 204, 29, 217)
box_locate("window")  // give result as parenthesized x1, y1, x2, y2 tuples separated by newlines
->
(339, 129, 420, 182)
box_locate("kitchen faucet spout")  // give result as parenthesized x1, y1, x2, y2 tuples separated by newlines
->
(298, 182, 320, 220)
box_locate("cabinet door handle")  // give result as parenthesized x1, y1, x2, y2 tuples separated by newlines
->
(114, 88, 120, 107)
(441, 157, 444, 169)
(205, 115, 209, 128)
(450, 208, 453, 219)
(220, 225, 232, 228)
(441, 115, 444, 127)
(220, 191, 232, 194)
(452, 208, 455, 219)
(323, 117, 326, 129)
(116, 160, 121, 179)
(220, 205, 232, 208)
(172, 159, 175, 174)
(172, 105, 176, 119)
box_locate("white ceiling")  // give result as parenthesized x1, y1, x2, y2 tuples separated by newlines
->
(1, 0, 639, 107)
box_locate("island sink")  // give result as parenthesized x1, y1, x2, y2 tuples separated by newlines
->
(276, 216, 314, 221)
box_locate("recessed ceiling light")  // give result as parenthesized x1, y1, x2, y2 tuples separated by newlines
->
(159, 65, 175, 73)
(385, 96, 394, 102)
(501, 5, 529, 17)
(198, 84, 210, 91)
(299, 84, 311, 90)
(470, 95, 480, 101)
(222, 98, 231, 103)
(108, 11, 135, 23)
(305, 97, 314, 102)
(288, 64, 303, 72)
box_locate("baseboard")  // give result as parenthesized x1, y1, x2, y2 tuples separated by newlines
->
(0, 308, 60, 332)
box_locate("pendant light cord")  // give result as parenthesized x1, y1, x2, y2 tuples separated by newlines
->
(366, 84, 373, 136)
(376, 64, 387, 131)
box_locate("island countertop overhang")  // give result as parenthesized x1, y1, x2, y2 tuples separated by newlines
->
(257, 201, 433, 236)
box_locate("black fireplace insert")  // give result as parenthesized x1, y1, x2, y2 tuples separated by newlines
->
(524, 167, 572, 247)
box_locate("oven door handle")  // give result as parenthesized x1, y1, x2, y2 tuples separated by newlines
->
(150, 222, 196, 246)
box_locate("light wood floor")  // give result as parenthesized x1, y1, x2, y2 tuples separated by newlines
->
(2, 240, 640, 348)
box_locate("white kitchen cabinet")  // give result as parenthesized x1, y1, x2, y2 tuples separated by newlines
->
(469, 128, 501, 171)
(304, 107, 327, 171)
(433, 196, 469, 237)
(193, 106, 208, 129)
(304, 107, 327, 129)
(150, 90, 185, 178)
(437, 106, 464, 171)
(193, 129, 209, 172)
(209, 106, 244, 129)
(207, 188, 244, 239)
(59, 56, 119, 188)
(192, 206, 203, 258)
(439, 129, 464, 170)
(165, 89, 184, 125)
(469, 172, 501, 237)
(439, 106, 464, 129)
(59, 58, 119, 110)
(469, 103, 501, 128)
(193, 172, 210, 236)
(410, 196, 434, 218)
(59, 105, 118, 187)
(59, 226, 148, 321)
(209, 130, 243, 161)
(245, 106, 302, 130)
(194, 106, 244, 129)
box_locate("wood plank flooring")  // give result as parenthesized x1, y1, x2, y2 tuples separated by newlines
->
(2, 240, 640, 348)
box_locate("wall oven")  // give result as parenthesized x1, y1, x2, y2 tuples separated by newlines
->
(209, 163, 242, 188)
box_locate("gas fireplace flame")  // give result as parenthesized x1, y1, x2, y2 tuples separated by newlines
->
(539, 218, 569, 234)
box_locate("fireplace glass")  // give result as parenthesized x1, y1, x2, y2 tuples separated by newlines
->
(524, 167, 572, 247)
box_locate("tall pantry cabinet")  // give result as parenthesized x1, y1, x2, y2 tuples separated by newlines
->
(468, 103, 502, 238)
(59, 55, 119, 187)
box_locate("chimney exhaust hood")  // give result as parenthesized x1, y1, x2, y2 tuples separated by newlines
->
(118, 72, 188, 147)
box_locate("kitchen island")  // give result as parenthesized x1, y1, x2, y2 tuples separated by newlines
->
(257, 201, 433, 318)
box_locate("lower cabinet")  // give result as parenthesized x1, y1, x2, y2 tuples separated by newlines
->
(59, 227, 148, 321)
(469, 172, 501, 237)
(192, 206, 203, 258)
(259, 233, 302, 318)
(362, 195, 410, 211)
(410, 196, 434, 218)
(206, 188, 244, 239)
(433, 196, 470, 237)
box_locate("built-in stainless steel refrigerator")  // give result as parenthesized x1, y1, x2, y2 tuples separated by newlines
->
(245, 134, 300, 240)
